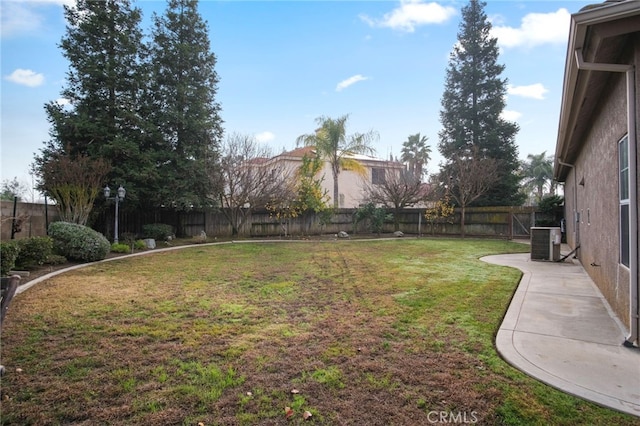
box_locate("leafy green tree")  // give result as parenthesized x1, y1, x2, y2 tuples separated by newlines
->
(438, 0, 523, 206)
(295, 154, 330, 220)
(267, 154, 331, 236)
(353, 203, 392, 235)
(38, 151, 111, 225)
(296, 115, 378, 208)
(1, 178, 29, 201)
(147, 0, 223, 209)
(33, 0, 151, 210)
(521, 151, 555, 203)
(400, 133, 431, 181)
(424, 193, 455, 235)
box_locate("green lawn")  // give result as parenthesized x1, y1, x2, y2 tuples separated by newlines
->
(1, 239, 638, 425)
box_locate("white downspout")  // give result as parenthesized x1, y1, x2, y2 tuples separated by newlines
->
(557, 159, 579, 254)
(575, 49, 638, 347)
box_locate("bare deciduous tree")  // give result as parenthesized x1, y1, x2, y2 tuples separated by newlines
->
(443, 150, 499, 237)
(217, 133, 291, 236)
(363, 168, 430, 231)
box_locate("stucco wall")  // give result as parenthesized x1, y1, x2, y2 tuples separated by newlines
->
(563, 47, 639, 330)
(0, 200, 60, 241)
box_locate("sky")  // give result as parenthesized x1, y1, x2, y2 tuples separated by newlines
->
(1, 0, 596, 197)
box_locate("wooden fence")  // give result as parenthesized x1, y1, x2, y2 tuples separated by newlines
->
(2, 200, 546, 241)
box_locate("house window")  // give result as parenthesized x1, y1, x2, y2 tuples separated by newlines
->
(619, 135, 630, 267)
(372, 168, 385, 185)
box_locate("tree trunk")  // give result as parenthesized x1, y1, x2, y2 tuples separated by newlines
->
(332, 169, 339, 208)
(461, 205, 466, 239)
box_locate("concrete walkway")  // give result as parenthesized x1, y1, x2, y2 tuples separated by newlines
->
(482, 252, 640, 417)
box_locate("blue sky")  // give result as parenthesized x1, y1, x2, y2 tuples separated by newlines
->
(1, 0, 594, 195)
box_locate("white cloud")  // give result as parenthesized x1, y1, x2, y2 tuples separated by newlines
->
(336, 74, 369, 92)
(254, 131, 275, 143)
(507, 83, 548, 100)
(501, 110, 522, 122)
(1, 2, 42, 37)
(1, 0, 74, 38)
(360, 0, 456, 33)
(492, 9, 571, 49)
(5, 68, 44, 87)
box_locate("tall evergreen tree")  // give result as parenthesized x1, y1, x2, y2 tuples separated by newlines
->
(147, 0, 223, 209)
(438, 0, 523, 206)
(33, 0, 151, 210)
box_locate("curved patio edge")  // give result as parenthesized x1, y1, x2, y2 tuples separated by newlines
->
(483, 253, 640, 418)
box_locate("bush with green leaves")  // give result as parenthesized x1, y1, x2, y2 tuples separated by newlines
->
(48, 221, 111, 262)
(0, 241, 20, 276)
(134, 240, 146, 250)
(110, 243, 131, 254)
(45, 254, 68, 265)
(142, 223, 174, 241)
(15, 236, 53, 269)
(353, 203, 393, 235)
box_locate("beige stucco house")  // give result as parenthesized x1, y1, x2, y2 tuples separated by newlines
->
(270, 146, 405, 208)
(554, 0, 639, 346)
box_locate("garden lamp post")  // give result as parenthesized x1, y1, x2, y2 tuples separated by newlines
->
(104, 185, 126, 243)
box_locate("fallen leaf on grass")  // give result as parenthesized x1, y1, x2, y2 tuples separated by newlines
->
(285, 407, 294, 419)
(303, 411, 313, 420)
(290, 389, 300, 394)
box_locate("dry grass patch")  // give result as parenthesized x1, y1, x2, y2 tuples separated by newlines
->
(1, 239, 637, 425)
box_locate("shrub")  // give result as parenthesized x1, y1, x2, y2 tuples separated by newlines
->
(45, 254, 68, 265)
(353, 203, 393, 235)
(0, 241, 20, 276)
(111, 243, 131, 254)
(134, 240, 147, 250)
(48, 221, 111, 262)
(142, 223, 174, 241)
(15, 236, 53, 269)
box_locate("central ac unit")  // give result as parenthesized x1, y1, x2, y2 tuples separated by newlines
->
(531, 227, 561, 261)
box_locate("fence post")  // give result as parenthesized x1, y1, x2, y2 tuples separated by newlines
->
(10, 196, 18, 239)
(508, 208, 513, 240)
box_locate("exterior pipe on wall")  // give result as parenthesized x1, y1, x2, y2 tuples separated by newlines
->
(574, 49, 638, 347)
(557, 159, 579, 253)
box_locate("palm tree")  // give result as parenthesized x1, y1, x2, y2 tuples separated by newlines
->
(521, 151, 554, 203)
(400, 133, 431, 180)
(296, 115, 378, 208)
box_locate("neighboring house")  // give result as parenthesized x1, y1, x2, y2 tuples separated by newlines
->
(270, 146, 406, 208)
(553, 0, 639, 346)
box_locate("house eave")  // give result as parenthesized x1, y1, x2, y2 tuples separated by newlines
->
(553, 0, 640, 182)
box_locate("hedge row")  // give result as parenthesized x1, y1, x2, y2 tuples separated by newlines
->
(1, 222, 113, 276)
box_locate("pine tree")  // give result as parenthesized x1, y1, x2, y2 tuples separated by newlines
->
(438, 0, 523, 206)
(34, 0, 151, 209)
(147, 0, 223, 209)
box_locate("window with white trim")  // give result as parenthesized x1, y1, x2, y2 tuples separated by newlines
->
(619, 135, 630, 267)
(372, 167, 386, 185)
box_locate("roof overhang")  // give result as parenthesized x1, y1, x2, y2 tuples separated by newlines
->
(554, 1, 640, 181)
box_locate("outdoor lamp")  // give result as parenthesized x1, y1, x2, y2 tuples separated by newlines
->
(104, 185, 126, 243)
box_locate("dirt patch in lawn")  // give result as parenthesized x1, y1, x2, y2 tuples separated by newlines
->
(1, 240, 634, 425)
